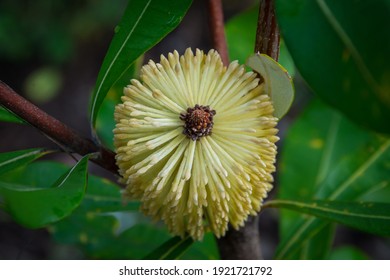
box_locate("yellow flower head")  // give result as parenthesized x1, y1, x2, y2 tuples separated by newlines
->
(114, 48, 278, 240)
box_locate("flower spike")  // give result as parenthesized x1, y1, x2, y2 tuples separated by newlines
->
(114, 48, 278, 240)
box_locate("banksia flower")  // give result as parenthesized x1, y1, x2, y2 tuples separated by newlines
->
(114, 48, 278, 240)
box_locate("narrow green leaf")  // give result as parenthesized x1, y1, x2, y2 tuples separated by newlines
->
(0, 148, 50, 176)
(0, 155, 90, 228)
(246, 53, 295, 118)
(144, 236, 194, 260)
(275, 0, 390, 134)
(266, 200, 390, 237)
(90, 0, 192, 129)
(0, 106, 25, 124)
(163, 237, 193, 260)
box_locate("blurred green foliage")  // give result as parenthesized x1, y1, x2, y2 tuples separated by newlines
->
(0, 0, 127, 64)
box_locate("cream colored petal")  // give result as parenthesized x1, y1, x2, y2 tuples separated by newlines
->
(114, 48, 279, 241)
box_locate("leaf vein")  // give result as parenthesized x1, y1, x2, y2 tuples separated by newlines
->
(91, 0, 153, 121)
(0, 149, 43, 169)
(329, 140, 390, 199)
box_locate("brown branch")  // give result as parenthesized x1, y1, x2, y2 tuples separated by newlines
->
(0, 81, 118, 174)
(217, 216, 262, 260)
(255, 0, 280, 61)
(208, 0, 229, 65)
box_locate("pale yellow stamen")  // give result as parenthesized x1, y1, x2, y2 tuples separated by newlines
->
(114, 48, 278, 240)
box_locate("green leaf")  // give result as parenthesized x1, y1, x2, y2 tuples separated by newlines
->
(42, 161, 168, 259)
(225, 6, 258, 65)
(279, 40, 295, 78)
(180, 233, 220, 260)
(225, 5, 295, 75)
(300, 224, 335, 259)
(0, 155, 89, 228)
(90, 0, 192, 129)
(54, 185, 217, 260)
(0, 148, 50, 176)
(95, 88, 122, 150)
(2, 160, 218, 259)
(276, 217, 330, 259)
(0, 106, 25, 124)
(46, 162, 179, 259)
(276, 99, 390, 259)
(360, 181, 390, 203)
(246, 53, 295, 118)
(329, 246, 369, 260)
(95, 59, 141, 150)
(144, 236, 194, 260)
(275, 0, 390, 134)
(266, 200, 390, 236)
(52, 168, 217, 259)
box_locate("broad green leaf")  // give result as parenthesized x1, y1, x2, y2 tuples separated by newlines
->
(275, 0, 390, 134)
(225, 5, 295, 75)
(329, 246, 369, 260)
(95, 59, 141, 150)
(266, 200, 390, 236)
(246, 53, 294, 118)
(144, 236, 193, 260)
(0, 161, 71, 186)
(0, 155, 89, 228)
(90, 0, 192, 129)
(276, 100, 390, 259)
(225, 6, 258, 64)
(95, 87, 123, 150)
(0, 148, 50, 176)
(0, 106, 25, 124)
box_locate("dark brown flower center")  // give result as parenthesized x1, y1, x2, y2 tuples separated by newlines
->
(180, 104, 216, 141)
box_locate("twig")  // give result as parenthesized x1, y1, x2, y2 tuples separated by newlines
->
(208, 0, 229, 65)
(217, 216, 262, 259)
(0, 81, 118, 175)
(255, 0, 280, 60)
